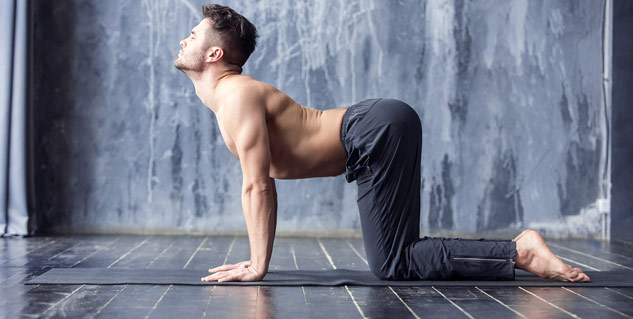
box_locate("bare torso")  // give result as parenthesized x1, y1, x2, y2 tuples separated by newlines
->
(212, 75, 348, 179)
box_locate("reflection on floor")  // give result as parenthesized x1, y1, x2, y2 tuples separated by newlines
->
(1, 235, 633, 318)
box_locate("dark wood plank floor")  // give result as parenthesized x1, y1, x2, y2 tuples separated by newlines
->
(1, 235, 632, 318)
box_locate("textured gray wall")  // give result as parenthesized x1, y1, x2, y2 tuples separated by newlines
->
(33, 0, 609, 237)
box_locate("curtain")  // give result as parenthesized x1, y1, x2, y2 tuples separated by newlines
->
(1, 0, 31, 236)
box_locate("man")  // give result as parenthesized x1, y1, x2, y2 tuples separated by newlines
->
(174, 4, 590, 283)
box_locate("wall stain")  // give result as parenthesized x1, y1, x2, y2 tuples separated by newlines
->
(576, 92, 593, 142)
(557, 92, 601, 216)
(449, 0, 472, 128)
(557, 141, 601, 216)
(428, 154, 455, 230)
(170, 123, 183, 222)
(414, 45, 426, 83)
(477, 149, 524, 231)
(362, 37, 372, 73)
(559, 83, 572, 126)
(193, 125, 208, 218)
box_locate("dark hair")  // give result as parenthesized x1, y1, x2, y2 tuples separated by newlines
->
(202, 4, 258, 68)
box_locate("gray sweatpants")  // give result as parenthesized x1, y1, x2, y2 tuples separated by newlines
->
(340, 98, 516, 280)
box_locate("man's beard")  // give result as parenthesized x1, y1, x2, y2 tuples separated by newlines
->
(173, 52, 205, 72)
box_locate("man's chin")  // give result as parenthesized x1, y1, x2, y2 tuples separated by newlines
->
(173, 60, 190, 72)
(173, 58, 204, 73)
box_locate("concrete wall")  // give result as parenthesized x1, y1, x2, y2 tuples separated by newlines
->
(32, 0, 609, 237)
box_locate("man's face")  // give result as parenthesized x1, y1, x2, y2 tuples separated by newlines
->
(174, 19, 211, 72)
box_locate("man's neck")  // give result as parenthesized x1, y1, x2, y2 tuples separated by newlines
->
(187, 66, 242, 113)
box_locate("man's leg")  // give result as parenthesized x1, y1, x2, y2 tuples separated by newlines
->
(351, 98, 515, 280)
(350, 98, 588, 282)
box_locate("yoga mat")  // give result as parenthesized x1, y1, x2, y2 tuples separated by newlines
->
(24, 268, 633, 287)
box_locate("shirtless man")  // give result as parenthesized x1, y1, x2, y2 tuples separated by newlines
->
(174, 4, 590, 283)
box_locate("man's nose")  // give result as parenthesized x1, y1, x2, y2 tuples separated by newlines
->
(179, 40, 185, 48)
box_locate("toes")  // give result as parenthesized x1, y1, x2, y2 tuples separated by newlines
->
(579, 272, 591, 282)
(568, 270, 591, 282)
(570, 268, 590, 282)
(573, 274, 588, 282)
(565, 268, 589, 282)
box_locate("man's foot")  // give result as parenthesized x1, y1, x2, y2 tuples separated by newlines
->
(513, 229, 590, 282)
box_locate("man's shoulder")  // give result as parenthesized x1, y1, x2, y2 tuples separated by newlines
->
(223, 76, 272, 101)
(218, 77, 269, 122)
(220, 77, 278, 117)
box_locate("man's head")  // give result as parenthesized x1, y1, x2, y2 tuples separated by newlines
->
(174, 4, 258, 74)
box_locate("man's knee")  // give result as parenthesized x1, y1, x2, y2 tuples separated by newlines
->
(367, 257, 401, 280)
(369, 265, 395, 280)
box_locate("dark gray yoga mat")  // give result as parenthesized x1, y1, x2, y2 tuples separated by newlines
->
(24, 268, 633, 287)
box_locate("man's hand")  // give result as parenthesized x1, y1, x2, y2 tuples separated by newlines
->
(201, 260, 265, 282)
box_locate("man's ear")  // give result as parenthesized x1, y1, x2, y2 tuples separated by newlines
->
(206, 46, 223, 63)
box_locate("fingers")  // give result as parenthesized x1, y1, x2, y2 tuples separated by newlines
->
(218, 267, 261, 282)
(209, 263, 240, 273)
(201, 265, 262, 283)
(208, 261, 250, 273)
(218, 274, 241, 282)
(201, 268, 250, 282)
(209, 264, 231, 273)
(202, 268, 236, 282)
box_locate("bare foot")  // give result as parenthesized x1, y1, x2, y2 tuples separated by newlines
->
(514, 229, 590, 282)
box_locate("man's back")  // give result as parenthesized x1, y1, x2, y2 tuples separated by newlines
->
(213, 75, 348, 180)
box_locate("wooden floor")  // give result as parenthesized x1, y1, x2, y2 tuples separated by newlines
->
(1, 235, 633, 318)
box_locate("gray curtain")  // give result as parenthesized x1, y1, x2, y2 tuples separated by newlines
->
(1, 0, 30, 236)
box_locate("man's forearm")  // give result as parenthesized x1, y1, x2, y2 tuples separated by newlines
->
(242, 180, 277, 273)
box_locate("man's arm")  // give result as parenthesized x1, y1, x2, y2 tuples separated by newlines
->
(202, 92, 277, 282)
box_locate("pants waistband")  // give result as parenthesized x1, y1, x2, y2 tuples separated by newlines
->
(340, 98, 383, 157)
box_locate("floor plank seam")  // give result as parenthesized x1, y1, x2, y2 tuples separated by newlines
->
(146, 241, 174, 268)
(183, 236, 208, 269)
(318, 238, 368, 319)
(94, 285, 127, 315)
(518, 286, 581, 318)
(606, 287, 633, 300)
(108, 236, 151, 268)
(388, 286, 421, 319)
(71, 236, 121, 268)
(549, 243, 633, 271)
(475, 286, 527, 319)
(290, 244, 309, 307)
(345, 238, 420, 318)
(431, 286, 475, 319)
(42, 284, 85, 316)
(562, 287, 633, 318)
(145, 285, 172, 319)
(558, 255, 602, 271)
